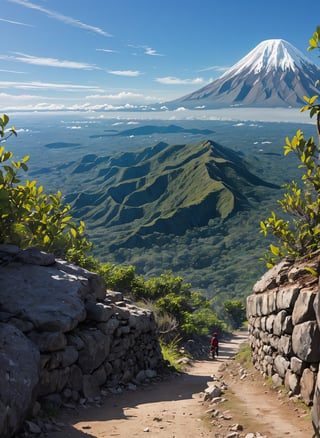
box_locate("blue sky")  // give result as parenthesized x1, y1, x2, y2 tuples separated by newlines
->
(1, 0, 319, 112)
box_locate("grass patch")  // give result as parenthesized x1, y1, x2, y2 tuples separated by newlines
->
(235, 342, 252, 368)
(160, 337, 190, 372)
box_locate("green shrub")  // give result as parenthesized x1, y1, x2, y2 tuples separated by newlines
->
(0, 114, 91, 258)
(159, 336, 187, 372)
(235, 342, 252, 368)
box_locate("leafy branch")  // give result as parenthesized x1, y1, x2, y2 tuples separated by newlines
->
(0, 113, 91, 258)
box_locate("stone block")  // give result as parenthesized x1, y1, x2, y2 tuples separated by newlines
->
(284, 369, 300, 394)
(282, 315, 293, 334)
(276, 285, 300, 311)
(313, 287, 320, 329)
(28, 331, 67, 353)
(274, 355, 290, 378)
(273, 310, 287, 336)
(292, 287, 317, 325)
(278, 335, 292, 356)
(290, 356, 306, 376)
(253, 259, 292, 294)
(300, 367, 316, 406)
(85, 302, 114, 322)
(246, 295, 256, 317)
(78, 330, 111, 374)
(260, 291, 277, 316)
(265, 314, 275, 333)
(0, 323, 40, 438)
(272, 373, 283, 387)
(292, 321, 320, 363)
(312, 370, 320, 435)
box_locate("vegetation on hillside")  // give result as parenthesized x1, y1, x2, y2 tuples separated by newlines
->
(1, 119, 241, 344)
(260, 27, 320, 267)
(66, 138, 278, 248)
(58, 123, 286, 299)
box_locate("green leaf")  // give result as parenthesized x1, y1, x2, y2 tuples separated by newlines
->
(260, 221, 267, 233)
(1, 114, 9, 127)
(300, 105, 309, 113)
(309, 95, 318, 105)
(70, 228, 77, 238)
(21, 163, 28, 172)
(270, 244, 280, 256)
(61, 215, 72, 223)
(308, 38, 318, 48)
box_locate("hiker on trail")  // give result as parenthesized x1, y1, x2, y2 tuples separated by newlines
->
(210, 331, 219, 359)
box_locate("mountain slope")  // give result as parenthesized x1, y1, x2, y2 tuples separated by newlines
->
(66, 140, 278, 249)
(169, 39, 320, 109)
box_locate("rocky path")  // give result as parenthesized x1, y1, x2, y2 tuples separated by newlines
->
(46, 331, 314, 438)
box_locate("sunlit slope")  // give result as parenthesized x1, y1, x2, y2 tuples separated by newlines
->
(67, 139, 278, 247)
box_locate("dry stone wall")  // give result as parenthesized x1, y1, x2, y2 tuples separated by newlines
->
(246, 252, 320, 436)
(0, 245, 165, 438)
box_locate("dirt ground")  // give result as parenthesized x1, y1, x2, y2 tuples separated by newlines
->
(46, 331, 315, 438)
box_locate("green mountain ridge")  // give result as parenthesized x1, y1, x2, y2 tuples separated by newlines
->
(66, 139, 279, 250)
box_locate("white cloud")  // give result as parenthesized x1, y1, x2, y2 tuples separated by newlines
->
(15, 128, 30, 133)
(108, 70, 142, 77)
(0, 68, 26, 74)
(128, 44, 163, 57)
(155, 76, 205, 85)
(198, 65, 229, 73)
(86, 91, 159, 104)
(144, 47, 163, 56)
(0, 92, 69, 111)
(0, 81, 102, 91)
(96, 48, 118, 53)
(71, 102, 138, 111)
(0, 17, 33, 27)
(9, 0, 112, 37)
(0, 52, 99, 70)
(0, 92, 40, 100)
(2, 91, 157, 111)
(86, 91, 143, 100)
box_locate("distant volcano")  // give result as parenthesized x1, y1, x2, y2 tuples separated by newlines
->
(167, 39, 320, 108)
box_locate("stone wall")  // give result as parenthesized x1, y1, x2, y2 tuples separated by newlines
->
(246, 252, 320, 435)
(0, 245, 165, 438)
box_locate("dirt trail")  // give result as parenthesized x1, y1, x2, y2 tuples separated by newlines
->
(47, 331, 314, 438)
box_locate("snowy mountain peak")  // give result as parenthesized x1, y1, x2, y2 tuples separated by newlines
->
(222, 39, 313, 77)
(169, 38, 320, 108)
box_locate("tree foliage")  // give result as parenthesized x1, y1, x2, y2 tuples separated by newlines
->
(95, 263, 227, 338)
(223, 299, 246, 329)
(0, 114, 91, 258)
(260, 27, 320, 267)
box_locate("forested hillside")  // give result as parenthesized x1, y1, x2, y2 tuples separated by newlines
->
(55, 136, 288, 300)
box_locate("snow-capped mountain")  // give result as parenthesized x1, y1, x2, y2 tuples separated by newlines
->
(169, 39, 320, 108)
